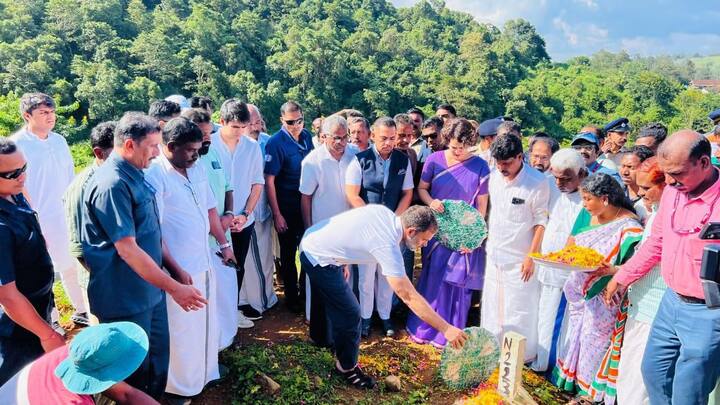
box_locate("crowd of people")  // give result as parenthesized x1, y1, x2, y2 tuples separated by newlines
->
(1, 90, 720, 404)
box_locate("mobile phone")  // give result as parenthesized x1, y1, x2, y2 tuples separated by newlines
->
(215, 251, 239, 269)
(700, 222, 720, 240)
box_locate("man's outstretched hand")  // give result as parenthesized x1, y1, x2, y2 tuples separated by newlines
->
(444, 325, 469, 349)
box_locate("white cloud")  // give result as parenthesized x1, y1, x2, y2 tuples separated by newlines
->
(619, 33, 720, 56)
(552, 16, 607, 47)
(572, 0, 598, 10)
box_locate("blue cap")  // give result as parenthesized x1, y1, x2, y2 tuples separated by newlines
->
(55, 322, 149, 394)
(165, 94, 190, 110)
(709, 108, 720, 124)
(571, 132, 600, 147)
(477, 116, 510, 137)
(604, 117, 631, 133)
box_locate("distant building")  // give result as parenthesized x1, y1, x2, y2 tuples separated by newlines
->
(690, 79, 720, 93)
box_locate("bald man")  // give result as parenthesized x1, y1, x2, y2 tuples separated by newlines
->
(606, 130, 720, 404)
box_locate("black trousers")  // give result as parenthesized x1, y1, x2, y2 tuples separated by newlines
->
(276, 207, 305, 306)
(231, 224, 255, 306)
(101, 296, 169, 400)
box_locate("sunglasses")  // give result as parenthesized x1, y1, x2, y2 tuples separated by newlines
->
(284, 117, 304, 126)
(422, 133, 438, 140)
(0, 163, 27, 180)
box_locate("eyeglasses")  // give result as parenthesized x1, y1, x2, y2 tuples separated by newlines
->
(572, 145, 596, 152)
(422, 133, 438, 140)
(327, 135, 349, 143)
(0, 163, 27, 180)
(670, 190, 720, 235)
(284, 117, 304, 126)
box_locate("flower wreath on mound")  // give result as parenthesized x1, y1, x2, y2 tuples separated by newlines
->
(439, 327, 500, 390)
(434, 200, 487, 251)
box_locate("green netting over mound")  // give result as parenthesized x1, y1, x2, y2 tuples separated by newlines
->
(439, 327, 500, 390)
(434, 200, 488, 251)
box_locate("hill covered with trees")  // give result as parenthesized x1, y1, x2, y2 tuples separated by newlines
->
(0, 0, 717, 140)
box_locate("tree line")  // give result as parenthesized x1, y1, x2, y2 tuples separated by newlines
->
(0, 0, 717, 145)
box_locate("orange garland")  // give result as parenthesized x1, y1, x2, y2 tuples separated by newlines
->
(530, 245, 604, 268)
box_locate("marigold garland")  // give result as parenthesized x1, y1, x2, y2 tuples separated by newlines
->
(530, 245, 604, 268)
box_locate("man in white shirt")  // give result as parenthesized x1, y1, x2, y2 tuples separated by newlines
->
(482, 134, 550, 363)
(239, 104, 279, 318)
(145, 117, 236, 400)
(300, 205, 467, 389)
(530, 149, 586, 372)
(345, 117, 414, 338)
(211, 100, 265, 323)
(10, 92, 88, 326)
(299, 115, 356, 346)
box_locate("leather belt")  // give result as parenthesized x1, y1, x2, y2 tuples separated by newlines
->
(677, 292, 706, 305)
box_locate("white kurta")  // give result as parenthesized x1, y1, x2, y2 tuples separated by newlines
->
(145, 154, 219, 396)
(531, 185, 582, 371)
(10, 128, 86, 313)
(482, 164, 550, 362)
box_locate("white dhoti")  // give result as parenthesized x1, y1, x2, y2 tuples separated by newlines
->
(616, 317, 651, 405)
(531, 282, 564, 371)
(212, 251, 238, 351)
(166, 269, 220, 396)
(239, 218, 279, 313)
(44, 221, 86, 314)
(358, 263, 393, 320)
(481, 258, 540, 362)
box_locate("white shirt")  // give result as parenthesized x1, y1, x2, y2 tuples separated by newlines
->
(345, 146, 413, 190)
(211, 132, 265, 229)
(487, 164, 550, 262)
(300, 205, 406, 277)
(299, 144, 355, 224)
(254, 133, 272, 222)
(10, 128, 74, 232)
(537, 186, 583, 286)
(145, 153, 216, 276)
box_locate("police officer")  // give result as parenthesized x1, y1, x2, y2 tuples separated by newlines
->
(601, 117, 631, 167)
(0, 138, 64, 385)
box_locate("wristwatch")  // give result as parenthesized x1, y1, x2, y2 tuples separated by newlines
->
(240, 209, 251, 217)
(218, 242, 232, 250)
(222, 210, 234, 217)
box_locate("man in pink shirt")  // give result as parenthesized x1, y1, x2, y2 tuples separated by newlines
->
(605, 130, 720, 404)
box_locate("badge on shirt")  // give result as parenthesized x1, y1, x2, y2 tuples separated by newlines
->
(511, 197, 525, 205)
(265, 154, 272, 162)
(398, 168, 406, 176)
(211, 161, 221, 170)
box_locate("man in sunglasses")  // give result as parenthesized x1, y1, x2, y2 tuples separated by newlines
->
(264, 101, 315, 313)
(0, 138, 65, 385)
(9, 92, 88, 327)
(421, 116, 445, 153)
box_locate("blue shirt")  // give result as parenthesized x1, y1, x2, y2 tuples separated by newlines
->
(587, 161, 623, 185)
(80, 154, 164, 318)
(263, 128, 314, 205)
(0, 194, 54, 339)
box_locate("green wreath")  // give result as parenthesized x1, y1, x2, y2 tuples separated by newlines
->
(434, 200, 488, 251)
(439, 327, 500, 390)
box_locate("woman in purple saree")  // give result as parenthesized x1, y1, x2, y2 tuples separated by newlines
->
(406, 118, 490, 347)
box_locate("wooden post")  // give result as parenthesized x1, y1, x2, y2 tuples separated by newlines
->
(497, 331, 526, 401)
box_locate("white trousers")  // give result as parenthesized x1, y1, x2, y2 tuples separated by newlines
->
(240, 219, 278, 313)
(211, 252, 238, 351)
(616, 317, 651, 405)
(358, 263, 393, 320)
(44, 225, 86, 314)
(531, 283, 564, 372)
(481, 258, 540, 362)
(166, 269, 219, 396)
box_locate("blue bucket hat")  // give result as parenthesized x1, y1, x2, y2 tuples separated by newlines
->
(571, 132, 600, 147)
(55, 322, 149, 395)
(709, 108, 720, 124)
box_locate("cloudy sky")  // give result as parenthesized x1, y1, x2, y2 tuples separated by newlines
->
(391, 0, 720, 61)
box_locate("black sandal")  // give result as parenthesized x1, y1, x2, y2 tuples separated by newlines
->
(335, 365, 377, 389)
